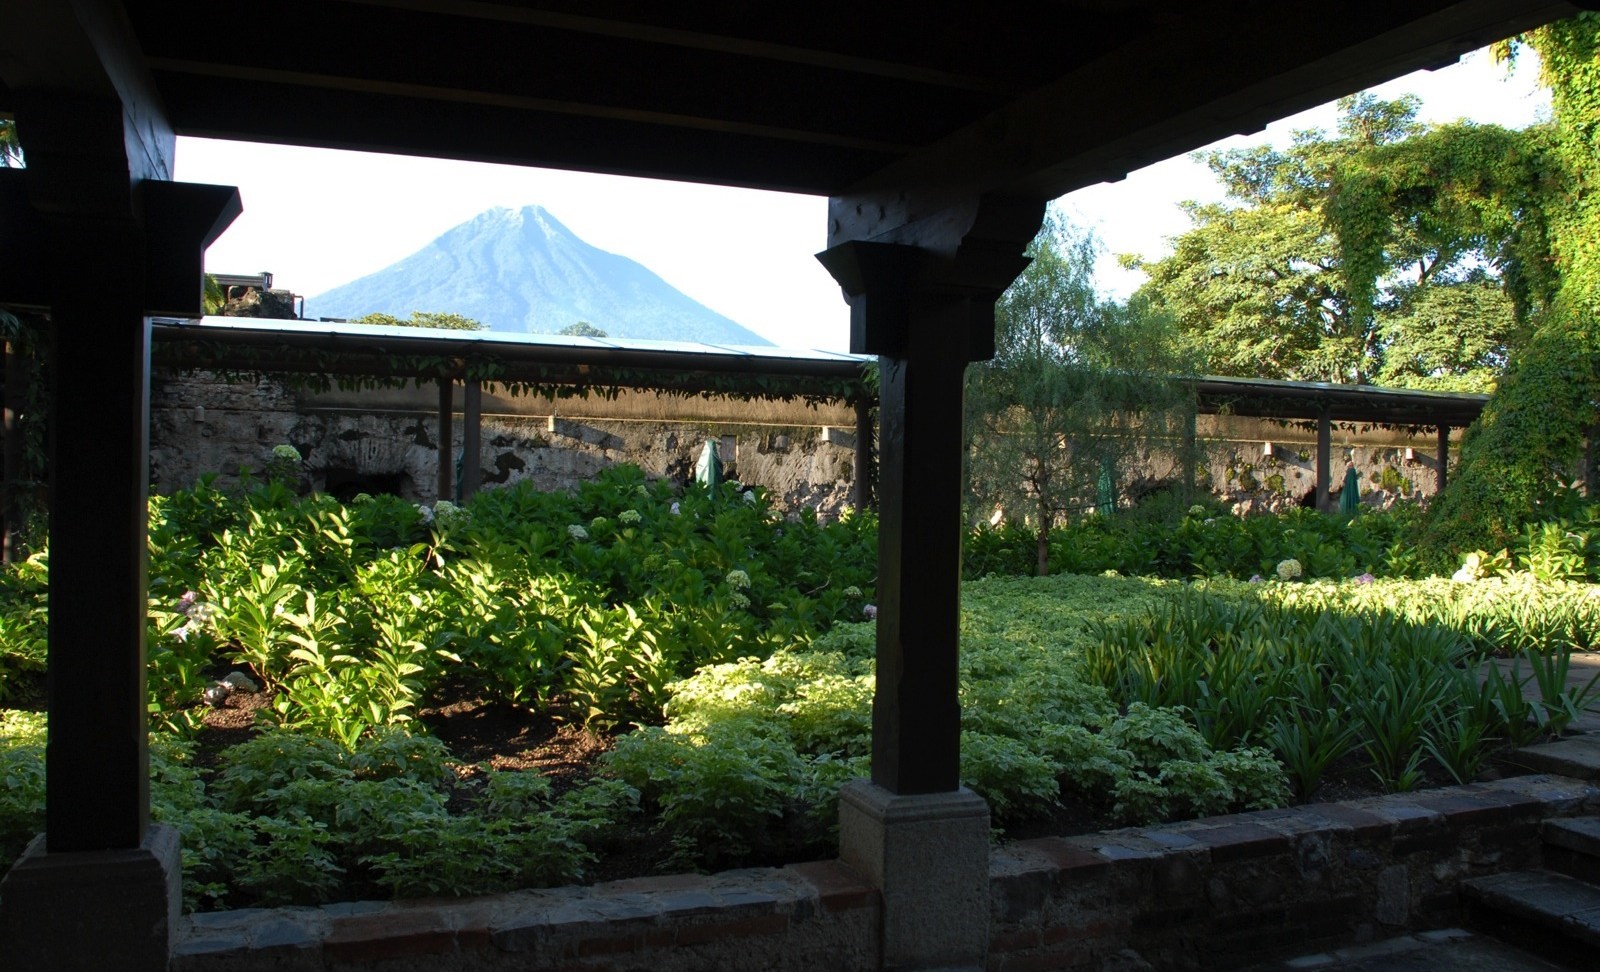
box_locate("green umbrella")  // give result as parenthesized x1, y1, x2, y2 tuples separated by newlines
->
(1096, 455, 1117, 516)
(1339, 465, 1361, 514)
(694, 439, 722, 492)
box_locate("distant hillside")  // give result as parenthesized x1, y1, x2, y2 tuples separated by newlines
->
(306, 205, 772, 345)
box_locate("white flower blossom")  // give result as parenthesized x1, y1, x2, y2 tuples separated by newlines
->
(730, 592, 751, 609)
(567, 524, 589, 541)
(271, 444, 302, 462)
(863, 604, 878, 620)
(1188, 505, 1205, 516)
(726, 569, 751, 589)
(670, 502, 681, 516)
(1452, 566, 1477, 583)
(843, 586, 862, 599)
(1275, 558, 1303, 581)
(619, 509, 642, 525)
(415, 504, 434, 525)
(743, 490, 758, 504)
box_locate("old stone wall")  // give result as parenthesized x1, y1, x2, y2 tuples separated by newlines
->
(150, 371, 1457, 517)
(149, 372, 861, 515)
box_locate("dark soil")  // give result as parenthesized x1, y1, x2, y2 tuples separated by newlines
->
(15, 666, 1541, 888)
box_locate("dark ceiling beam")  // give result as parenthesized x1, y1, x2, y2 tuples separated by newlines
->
(0, 0, 176, 191)
(155, 72, 890, 194)
(144, 58, 912, 155)
(831, 0, 1574, 243)
(340, 0, 1020, 94)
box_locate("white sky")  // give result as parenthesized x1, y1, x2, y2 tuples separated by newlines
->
(176, 48, 1548, 353)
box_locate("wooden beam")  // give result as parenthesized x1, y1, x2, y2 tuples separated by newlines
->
(835, 0, 1569, 213)
(339, 0, 1020, 94)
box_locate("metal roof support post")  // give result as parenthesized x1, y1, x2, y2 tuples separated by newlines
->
(462, 378, 482, 501)
(1438, 425, 1451, 495)
(437, 376, 454, 503)
(852, 395, 874, 512)
(1316, 407, 1332, 513)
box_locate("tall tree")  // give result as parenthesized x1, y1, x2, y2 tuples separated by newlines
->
(1132, 95, 1535, 389)
(967, 212, 1193, 575)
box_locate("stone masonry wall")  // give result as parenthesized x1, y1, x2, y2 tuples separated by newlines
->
(170, 774, 1596, 971)
(151, 371, 1456, 518)
(150, 372, 861, 516)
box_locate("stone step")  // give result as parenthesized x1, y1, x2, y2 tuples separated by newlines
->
(1461, 869, 1600, 967)
(1507, 736, 1600, 781)
(1542, 817, 1600, 884)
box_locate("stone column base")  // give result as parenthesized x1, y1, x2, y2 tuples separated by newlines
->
(839, 779, 991, 970)
(0, 824, 182, 971)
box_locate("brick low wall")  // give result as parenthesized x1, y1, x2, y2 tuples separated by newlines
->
(171, 775, 1596, 971)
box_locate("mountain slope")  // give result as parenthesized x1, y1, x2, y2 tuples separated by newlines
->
(305, 206, 772, 345)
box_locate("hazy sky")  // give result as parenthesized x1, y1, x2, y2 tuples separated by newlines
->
(176, 48, 1548, 353)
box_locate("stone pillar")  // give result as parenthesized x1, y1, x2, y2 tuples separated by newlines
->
(1316, 407, 1332, 512)
(819, 193, 1043, 971)
(462, 378, 482, 501)
(436, 376, 453, 502)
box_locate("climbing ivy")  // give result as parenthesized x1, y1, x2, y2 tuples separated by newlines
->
(1427, 13, 1600, 551)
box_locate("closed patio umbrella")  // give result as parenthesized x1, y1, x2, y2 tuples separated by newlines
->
(1339, 465, 1361, 514)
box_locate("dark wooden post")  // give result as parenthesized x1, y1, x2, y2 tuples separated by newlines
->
(819, 196, 1043, 795)
(1316, 407, 1332, 513)
(1437, 424, 1450, 495)
(44, 223, 153, 851)
(462, 378, 482, 501)
(436, 376, 453, 502)
(851, 395, 874, 511)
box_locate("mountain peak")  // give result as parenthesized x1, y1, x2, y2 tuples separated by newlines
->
(307, 206, 773, 345)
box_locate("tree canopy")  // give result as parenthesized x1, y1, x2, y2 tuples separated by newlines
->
(967, 212, 1194, 574)
(351, 311, 487, 331)
(1131, 94, 1534, 391)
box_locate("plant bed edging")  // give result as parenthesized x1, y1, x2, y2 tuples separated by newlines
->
(987, 774, 1598, 971)
(171, 774, 1596, 971)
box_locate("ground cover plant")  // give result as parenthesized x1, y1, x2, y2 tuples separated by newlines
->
(3, 465, 1599, 912)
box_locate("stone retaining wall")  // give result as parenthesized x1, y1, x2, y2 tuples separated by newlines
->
(171, 774, 1596, 971)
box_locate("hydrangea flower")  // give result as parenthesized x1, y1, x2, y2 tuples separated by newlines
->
(743, 490, 758, 504)
(1353, 572, 1376, 585)
(271, 444, 302, 462)
(1451, 565, 1477, 583)
(1188, 504, 1205, 516)
(567, 524, 589, 541)
(434, 500, 470, 530)
(670, 502, 681, 516)
(415, 504, 434, 525)
(726, 569, 751, 589)
(1275, 558, 1303, 581)
(1248, 574, 1264, 584)
(843, 585, 862, 599)
(619, 509, 642, 525)
(351, 492, 373, 505)
(863, 604, 878, 620)
(590, 516, 608, 530)
(730, 592, 751, 610)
